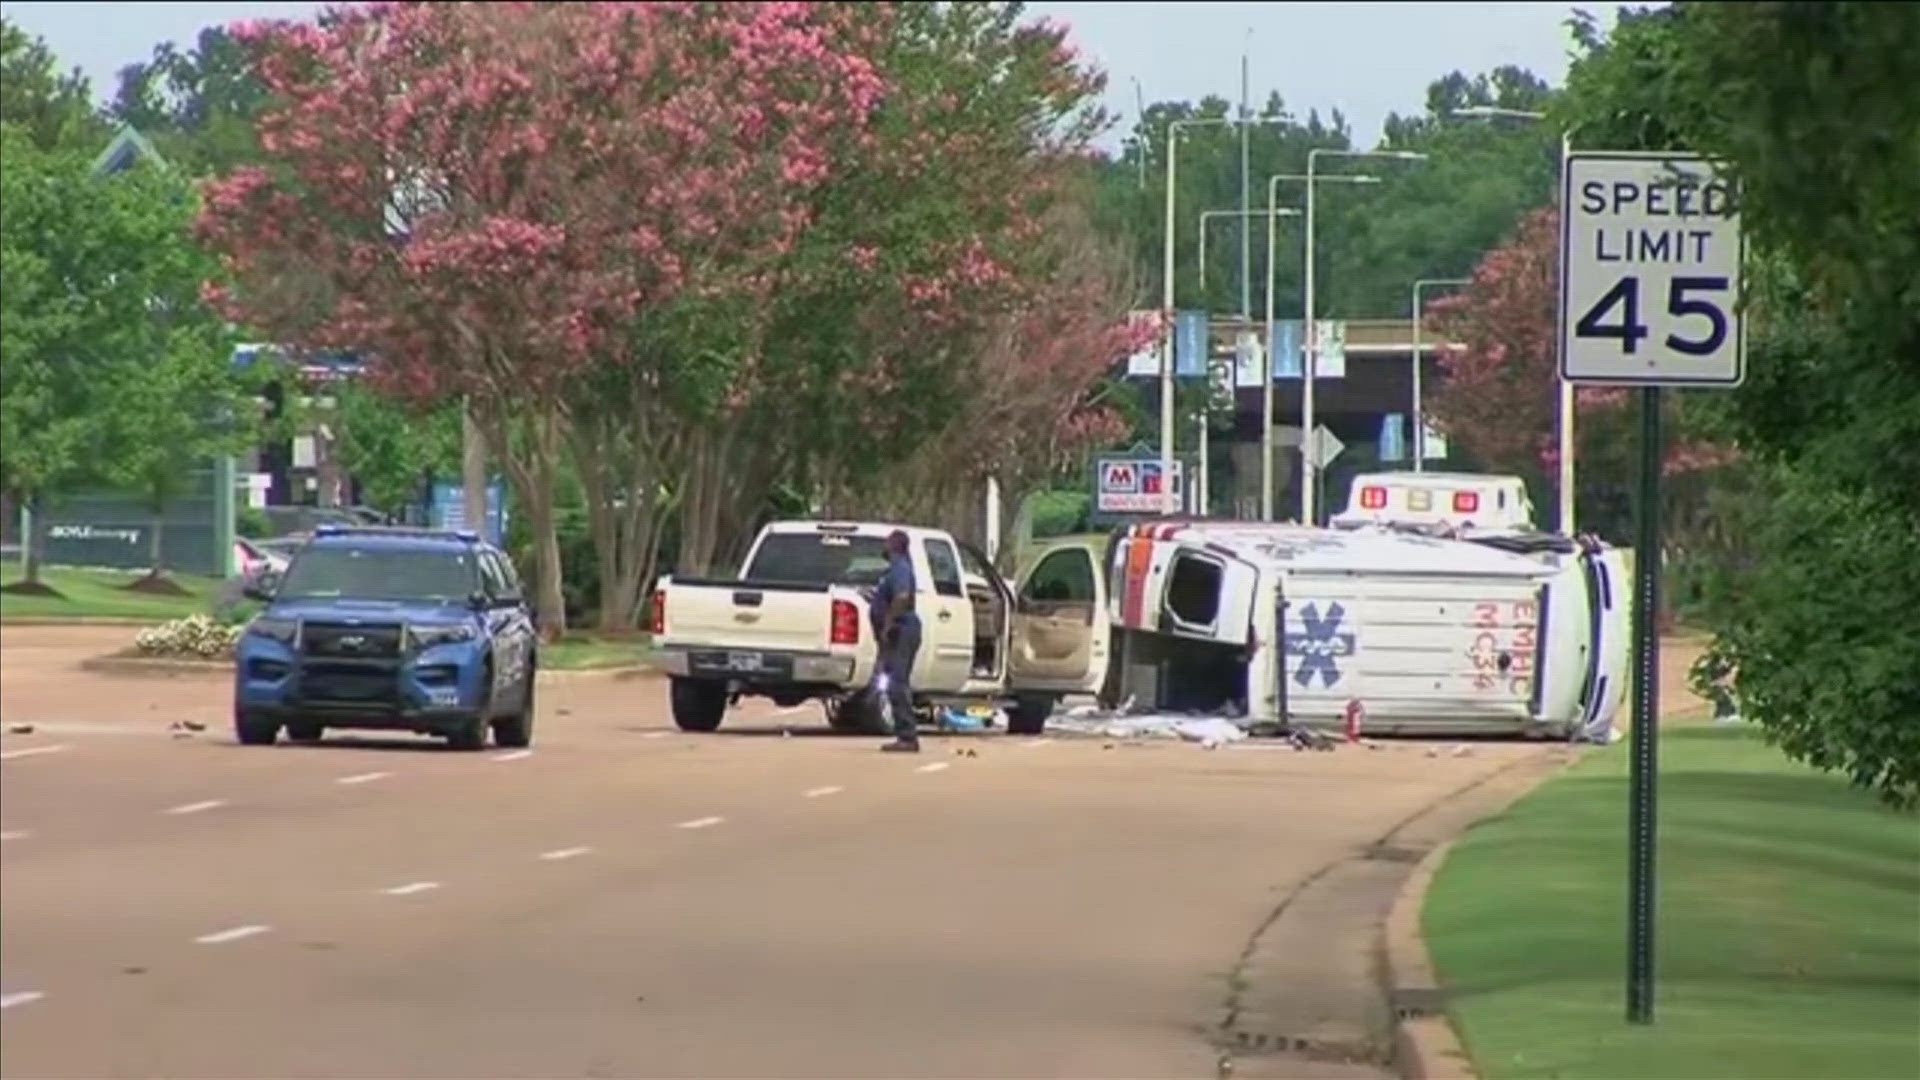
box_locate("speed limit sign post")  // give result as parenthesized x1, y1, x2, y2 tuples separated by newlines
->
(1558, 150, 1745, 1028)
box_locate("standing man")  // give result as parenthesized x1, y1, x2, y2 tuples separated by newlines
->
(870, 529, 922, 753)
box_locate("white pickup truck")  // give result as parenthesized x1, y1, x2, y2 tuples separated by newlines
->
(650, 521, 1112, 735)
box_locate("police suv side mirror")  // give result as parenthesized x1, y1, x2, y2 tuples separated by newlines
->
(242, 570, 280, 603)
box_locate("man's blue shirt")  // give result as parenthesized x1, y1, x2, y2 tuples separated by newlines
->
(870, 551, 919, 632)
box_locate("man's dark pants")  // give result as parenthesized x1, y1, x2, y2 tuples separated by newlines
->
(880, 618, 922, 741)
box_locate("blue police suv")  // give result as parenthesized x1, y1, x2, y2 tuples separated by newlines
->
(234, 526, 537, 750)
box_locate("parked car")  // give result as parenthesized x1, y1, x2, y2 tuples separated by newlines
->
(234, 525, 537, 749)
(650, 521, 1110, 735)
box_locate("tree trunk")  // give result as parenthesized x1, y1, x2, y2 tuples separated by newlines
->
(22, 493, 42, 586)
(149, 510, 166, 577)
(461, 397, 489, 537)
(484, 400, 568, 639)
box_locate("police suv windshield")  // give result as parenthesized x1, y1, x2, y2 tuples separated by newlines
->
(743, 533, 891, 586)
(277, 546, 480, 602)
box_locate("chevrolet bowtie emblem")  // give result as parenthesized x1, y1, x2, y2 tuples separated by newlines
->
(733, 612, 759, 623)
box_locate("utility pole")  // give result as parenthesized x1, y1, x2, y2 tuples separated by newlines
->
(1239, 36, 1252, 323)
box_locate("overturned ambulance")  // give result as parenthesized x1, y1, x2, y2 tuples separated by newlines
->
(1082, 502, 1629, 740)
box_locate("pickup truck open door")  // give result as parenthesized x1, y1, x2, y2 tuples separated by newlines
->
(1007, 540, 1111, 695)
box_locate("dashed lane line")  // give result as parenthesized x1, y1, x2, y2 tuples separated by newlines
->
(539, 846, 592, 861)
(195, 924, 270, 945)
(336, 771, 392, 785)
(677, 816, 724, 830)
(0, 744, 72, 761)
(1, 991, 46, 1010)
(491, 750, 533, 762)
(0, 830, 29, 842)
(381, 881, 442, 896)
(804, 786, 844, 798)
(914, 762, 950, 774)
(1022, 737, 1054, 747)
(164, 800, 227, 816)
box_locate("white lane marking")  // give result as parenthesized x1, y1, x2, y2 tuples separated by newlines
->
(914, 762, 950, 773)
(336, 771, 392, 785)
(491, 750, 533, 762)
(641, 731, 672, 740)
(804, 785, 844, 798)
(1022, 737, 1053, 747)
(0, 830, 29, 842)
(677, 816, 724, 830)
(382, 881, 441, 896)
(0, 744, 71, 761)
(195, 924, 270, 944)
(165, 799, 226, 816)
(539, 846, 592, 861)
(0, 991, 46, 1010)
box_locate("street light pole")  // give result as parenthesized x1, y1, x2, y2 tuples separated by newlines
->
(1260, 172, 1377, 521)
(1450, 106, 1575, 532)
(1163, 116, 1282, 516)
(1411, 277, 1471, 473)
(1301, 148, 1427, 525)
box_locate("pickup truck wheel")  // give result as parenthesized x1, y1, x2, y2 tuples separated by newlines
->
(826, 689, 884, 735)
(670, 677, 728, 732)
(235, 708, 280, 746)
(1006, 694, 1056, 736)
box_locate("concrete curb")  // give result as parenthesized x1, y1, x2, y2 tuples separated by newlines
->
(77, 654, 660, 682)
(1379, 748, 1585, 1080)
(1383, 840, 1476, 1080)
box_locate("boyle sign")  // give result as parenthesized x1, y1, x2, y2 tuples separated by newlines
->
(1560, 152, 1745, 386)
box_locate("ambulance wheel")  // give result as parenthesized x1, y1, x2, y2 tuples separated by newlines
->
(1006, 694, 1056, 736)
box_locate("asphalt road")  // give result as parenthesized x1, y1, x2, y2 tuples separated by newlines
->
(1, 627, 1555, 1079)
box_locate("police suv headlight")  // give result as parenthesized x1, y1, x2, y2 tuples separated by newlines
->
(408, 623, 477, 650)
(246, 616, 299, 644)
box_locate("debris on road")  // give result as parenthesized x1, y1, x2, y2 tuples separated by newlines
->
(8, 723, 34, 735)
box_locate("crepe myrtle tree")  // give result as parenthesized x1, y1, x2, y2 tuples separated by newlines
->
(665, 1, 1118, 572)
(197, 1, 885, 635)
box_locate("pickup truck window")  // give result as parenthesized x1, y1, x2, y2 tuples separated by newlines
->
(923, 539, 964, 598)
(744, 533, 891, 586)
(279, 547, 479, 602)
(1023, 548, 1096, 604)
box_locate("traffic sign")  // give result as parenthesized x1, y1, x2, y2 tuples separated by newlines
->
(1307, 424, 1344, 470)
(1560, 152, 1745, 386)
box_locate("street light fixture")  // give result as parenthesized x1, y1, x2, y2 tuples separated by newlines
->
(1299, 148, 1428, 525)
(1162, 115, 1287, 514)
(1260, 171, 1379, 521)
(1200, 208, 1300, 293)
(1449, 105, 1548, 121)
(1410, 277, 1472, 473)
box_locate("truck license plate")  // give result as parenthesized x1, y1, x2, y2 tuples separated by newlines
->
(725, 652, 765, 672)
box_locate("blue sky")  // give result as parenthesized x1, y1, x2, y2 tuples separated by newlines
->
(3, 1, 1592, 149)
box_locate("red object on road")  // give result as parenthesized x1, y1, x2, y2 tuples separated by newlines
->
(1343, 699, 1364, 743)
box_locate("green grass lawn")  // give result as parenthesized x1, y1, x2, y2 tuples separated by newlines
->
(1425, 724, 1920, 1080)
(0, 566, 222, 622)
(542, 631, 651, 670)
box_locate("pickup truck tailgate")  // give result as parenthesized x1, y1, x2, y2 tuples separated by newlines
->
(662, 581, 844, 654)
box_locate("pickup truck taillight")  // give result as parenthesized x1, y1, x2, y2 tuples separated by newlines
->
(649, 589, 666, 635)
(830, 598, 860, 645)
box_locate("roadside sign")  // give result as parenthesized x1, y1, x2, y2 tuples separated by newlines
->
(1312, 320, 1347, 379)
(1233, 331, 1263, 387)
(1124, 310, 1159, 377)
(1560, 152, 1745, 386)
(1174, 310, 1208, 377)
(1093, 454, 1186, 517)
(1307, 424, 1345, 470)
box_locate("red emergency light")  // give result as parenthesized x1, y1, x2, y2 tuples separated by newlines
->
(1359, 486, 1388, 510)
(1452, 491, 1480, 513)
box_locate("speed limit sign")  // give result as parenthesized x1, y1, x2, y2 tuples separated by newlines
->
(1559, 152, 1745, 386)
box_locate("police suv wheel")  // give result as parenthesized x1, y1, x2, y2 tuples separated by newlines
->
(491, 668, 535, 749)
(235, 708, 280, 746)
(286, 720, 324, 743)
